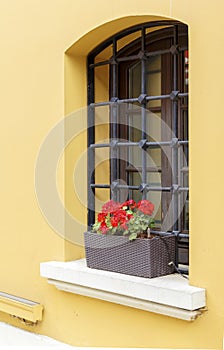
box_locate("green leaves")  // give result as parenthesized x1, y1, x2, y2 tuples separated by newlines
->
(105, 213, 112, 229)
(92, 221, 101, 232)
(129, 232, 138, 241)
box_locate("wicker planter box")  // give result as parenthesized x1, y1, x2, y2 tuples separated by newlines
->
(84, 231, 176, 278)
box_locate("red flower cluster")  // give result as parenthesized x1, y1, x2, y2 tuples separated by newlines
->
(122, 199, 137, 209)
(110, 209, 132, 230)
(99, 221, 109, 235)
(94, 199, 154, 235)
(97, 212, 107, 222)
(101, 200, 121, 213)
(137, 200, 154, 216)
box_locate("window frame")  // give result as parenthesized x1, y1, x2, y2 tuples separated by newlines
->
(87, 20, 189, 270)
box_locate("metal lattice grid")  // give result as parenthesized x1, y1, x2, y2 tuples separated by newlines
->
(87, 21, 189, 271)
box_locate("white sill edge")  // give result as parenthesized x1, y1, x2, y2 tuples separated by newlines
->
(40, 259, 206, 321)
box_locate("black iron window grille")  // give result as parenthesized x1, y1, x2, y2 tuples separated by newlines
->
(87, 21, 189, 271)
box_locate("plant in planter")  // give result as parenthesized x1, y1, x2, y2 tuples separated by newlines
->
(92, 199, 155, 240)
(84, 199, 176, 278)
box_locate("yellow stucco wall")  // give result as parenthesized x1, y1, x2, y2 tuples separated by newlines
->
(0, 0, 224, 348)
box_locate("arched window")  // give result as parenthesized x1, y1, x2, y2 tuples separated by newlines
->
(87, 21, 189, 270)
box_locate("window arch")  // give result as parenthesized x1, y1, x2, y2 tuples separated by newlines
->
(87, 21, 189, 270)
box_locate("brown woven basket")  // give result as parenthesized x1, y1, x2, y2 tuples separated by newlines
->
(84, 231, 176, 278)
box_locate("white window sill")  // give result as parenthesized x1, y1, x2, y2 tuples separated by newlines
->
(40, 259, 206, 321)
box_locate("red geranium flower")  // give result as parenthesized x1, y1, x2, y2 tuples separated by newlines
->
(137, 200, 154, 215)
(110, 215, 119, 227)
(127, 213, 134, 220)
(122, 199, 137, 209)
(97, 212, 107, 222)
(110, 209, 129, 228)
(100, 222, 109, 234)
(102, 200, 121, 213)
(114, 209, 126, 221)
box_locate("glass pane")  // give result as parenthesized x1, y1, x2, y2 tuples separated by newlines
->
(128, 55, 162, 108)
(129, 62, 141, 98)
(146, 172, 162, 225)
(146, 56, 161, 108)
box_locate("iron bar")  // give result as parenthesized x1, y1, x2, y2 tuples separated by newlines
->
(90, 184, 138, 190)
(172, 25, 179, 234)
(110, 38, 118, 201)
(89, 91, 188, 108)
(90, 141, 138, 148)
(178, 92, 188, 98)
(112, 38, 117, 99)
(146, 94, 170, 101)
(90, 143, 111, 149)
(90, 184, 110, 189)
(115, 185, 139, 190)
(126, 166, 161, 173)
(172, 25, 180, 266)
(90, 45, 188, 69)
(89, 60, 110, 69)
(90, 98, 139, 107)
(90, 183, 173, 192)
(87, 55, 95, 229)
(178, 187, 189, 192)
(141, 27, 147, 200)
(146, 186, 171, 192)
(90, 140, 188, 149)
(150, 230, 189, 239)
(90, 183, 188, 193)
(178, 140, 189, 145)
